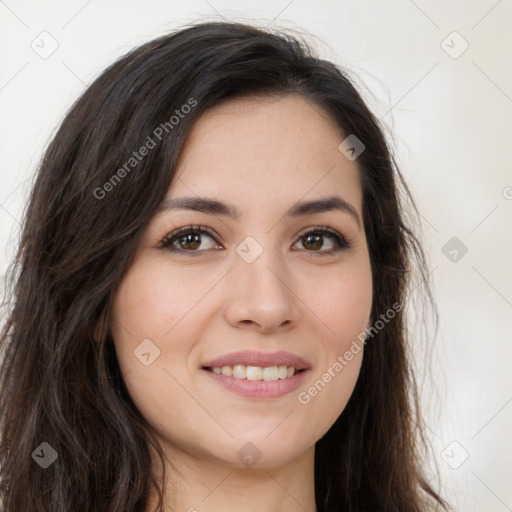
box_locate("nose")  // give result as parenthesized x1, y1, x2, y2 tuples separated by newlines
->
(223, 244, 301, 333)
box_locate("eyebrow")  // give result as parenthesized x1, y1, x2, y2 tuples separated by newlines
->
(157, 194, 361, 228)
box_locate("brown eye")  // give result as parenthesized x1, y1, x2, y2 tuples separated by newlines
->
(161, 226, 220, 253)
(293, 226, 351, 253)
(176, 233, 202, 250)
(302, 233, 324, 251)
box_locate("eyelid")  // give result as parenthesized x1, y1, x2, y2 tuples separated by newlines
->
(295, 224, 346, 241)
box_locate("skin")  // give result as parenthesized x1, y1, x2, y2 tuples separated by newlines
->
(108, 94, 373, 512)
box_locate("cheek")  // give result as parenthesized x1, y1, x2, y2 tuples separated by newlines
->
(111, 257, 217, 344)
(109, 255, 227, 381)
(319, 281, 372, 339)
(301, 255, 373, 346)
(109, 261, 199, 395)
(109, 261, 213, 435)
(293, 257, 372, 434)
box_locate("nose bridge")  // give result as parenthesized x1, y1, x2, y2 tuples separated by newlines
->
(223, 234, 299, 330)
(235, 234, 290, 297)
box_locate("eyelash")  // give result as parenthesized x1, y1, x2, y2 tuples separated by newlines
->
(159, 224, 352, 256)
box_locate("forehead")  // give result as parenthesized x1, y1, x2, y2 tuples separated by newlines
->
(170, 94, 363, 214)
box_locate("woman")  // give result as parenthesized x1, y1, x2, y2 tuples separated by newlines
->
(0, 21, 449, 512)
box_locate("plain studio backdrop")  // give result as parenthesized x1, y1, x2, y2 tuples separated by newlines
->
(0, 1, 511, 511)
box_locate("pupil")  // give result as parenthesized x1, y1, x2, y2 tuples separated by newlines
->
(180, 233, 200, 249)
(304, 234, 322, 250)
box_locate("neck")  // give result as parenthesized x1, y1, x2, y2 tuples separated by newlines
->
(145, 440, 317, 512)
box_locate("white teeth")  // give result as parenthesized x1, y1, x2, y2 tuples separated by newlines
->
(263, 366, 278, 381)
(221, 366, 233, 376)
(246, 366, 263, 380)
(233, 364, 246, 379)
(208, 364, 298, 380)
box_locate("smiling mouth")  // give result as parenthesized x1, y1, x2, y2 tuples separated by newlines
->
(202, 365, 306, 381)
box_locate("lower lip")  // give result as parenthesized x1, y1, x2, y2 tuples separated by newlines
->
(201, 368, 311, 399)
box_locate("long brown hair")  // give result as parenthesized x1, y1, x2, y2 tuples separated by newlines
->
(0, 21, 448, 511)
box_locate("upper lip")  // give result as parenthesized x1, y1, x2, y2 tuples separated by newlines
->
(201, 350, 311, 370)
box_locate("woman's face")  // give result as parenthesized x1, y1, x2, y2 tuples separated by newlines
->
(110, 94, 373, 468)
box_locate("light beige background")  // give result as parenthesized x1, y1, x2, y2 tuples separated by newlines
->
(1, 1, 511, 510)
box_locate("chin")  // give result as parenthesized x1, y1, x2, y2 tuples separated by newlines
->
(215, 436, 310, 470)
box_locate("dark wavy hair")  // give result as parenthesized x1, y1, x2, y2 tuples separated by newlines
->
(0, 20, 448, 512)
